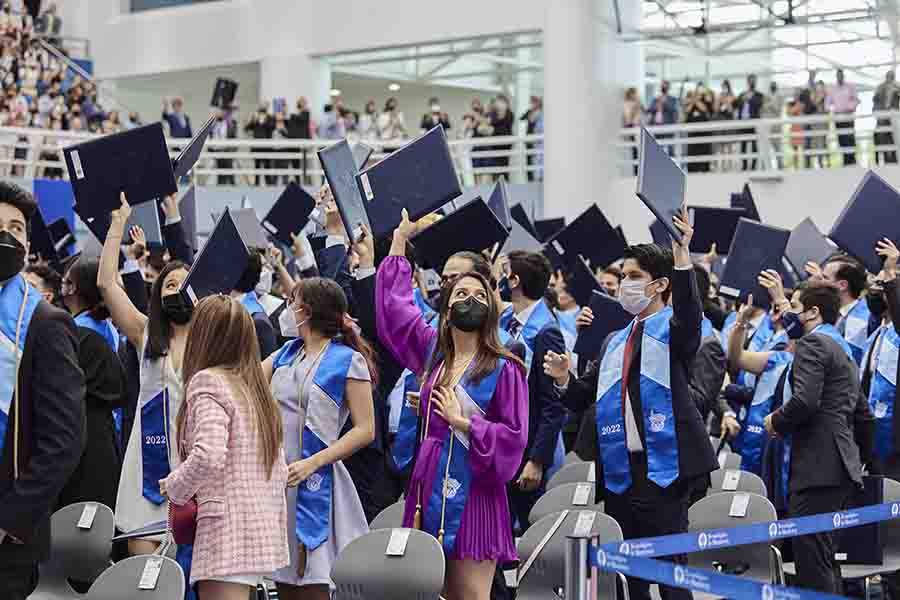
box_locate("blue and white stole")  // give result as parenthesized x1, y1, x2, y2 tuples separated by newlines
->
(500, 299, 557, 376)
(842, 298, 872, 366)
(422, 356, 506, 553)
(735, 313, 775, 389)
(74, 312, 124, 436)
(780, 324, 853, 501)
(239, 291, 266, 317)
(273, 339, 356, 551)
(413, 288, 435, 321)
(863, 325, 900, 460)
(0, 275, 40, 463)
(140, 351, 176, 505)
(701, 317, 723, 346)
(594, 306, 678, 494)
(731, 350, 793, 476)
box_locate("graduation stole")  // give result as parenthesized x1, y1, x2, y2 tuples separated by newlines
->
(140, 356, 174, 505)
(0, 275, 40, 472)
(239, 291, 267, 317)
(500, 299, 556, 376)
(843, 298, 872, 366)
(779, 324, 853, 501)
(594, 306, 678, 494)
(731, 350, 793, 476)
(735, 313, 775, 389)
(701, 317, 722, 346)
(420, 355, 505, 553)
(862, 325, 900, 460)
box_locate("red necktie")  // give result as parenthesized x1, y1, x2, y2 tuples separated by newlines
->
(620, 322, 643, 417)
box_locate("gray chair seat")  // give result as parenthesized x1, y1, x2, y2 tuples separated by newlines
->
(563, 451, 584, 467)
(707, 468, 767, 497)
(331, 528, 444, 600)
(546, 461, 595, 492)
(529, 482, 600, 526)
(370, 500, 406, 531)
(86, 555, 184, 600)
(717, 452, 742, 471)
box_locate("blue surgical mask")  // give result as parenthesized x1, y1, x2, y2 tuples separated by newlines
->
(498, 276, 512, 302)
(780, 311, 806, 340)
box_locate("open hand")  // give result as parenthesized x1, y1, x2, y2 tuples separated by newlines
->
(543, 350, 571, 385)
(287, 458, 319, 487)
(432, 386, 465, 431)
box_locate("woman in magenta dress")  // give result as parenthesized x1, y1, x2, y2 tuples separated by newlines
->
(376, 213, 529, 600)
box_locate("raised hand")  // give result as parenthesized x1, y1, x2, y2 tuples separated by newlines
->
(575, 306, 594, 331)
(877, 238, 899, 278)
(671, 205, 693, 268)
(757, 269, 787, 306)
(543, 350, 571, 385)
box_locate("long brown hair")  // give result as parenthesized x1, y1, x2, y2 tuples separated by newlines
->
(290, 277, 379, 384)
(428, 271, 524, 386)
(179, 295, 284, 478)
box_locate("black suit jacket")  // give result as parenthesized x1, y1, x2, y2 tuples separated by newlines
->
(690, 337, 727, 419)
(562, 268, 718, 494)
(163, 217, 194, 265)
(772, 331, 873, 493)
(0, 301, 85, 561)
(860, 279, 900, 462)
(521, 317, 566, 472)
(736, 91, 764, 120)
(252, 311, 277, 360)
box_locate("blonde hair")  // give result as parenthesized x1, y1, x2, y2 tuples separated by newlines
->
(179, 295, 284, 477)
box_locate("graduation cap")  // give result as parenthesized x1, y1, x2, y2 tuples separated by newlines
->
(565, 255, 600, 308)
(352, 142, 374, 170)
(636, 126, 686, 242)
(501, 213, 543, 254)
(830, 170, 900, 274)
(511, 203, 540, 239)
(546, 205, 626, 270)
(178, 185, 199, 256)
(615, 225, 628, 246)
(410, 196, 509, 270)
(487, 180, 512, 231)
(719, 218, 791, 310)
(318, 139, 371, 244)
(649, 219, 669, 245)
(172, 115, 216, 180)
(180, 207, 250, 305)
(687, 206, 746, 254)
(262, 183, 316, 248)
(47, 218, 75, 257)
(534, 217, 565, 243)
(356, 125, 462, 240)
(211, 78, 238, 109)
(785, 218, 837, 281)
(64, 122, 177, 219)
(122, 200, 163, 247)
(731, 183, 761, 222)
(573, 290, 632, 360)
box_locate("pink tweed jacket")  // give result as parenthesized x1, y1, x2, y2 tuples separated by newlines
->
(164, 370, 289, 583)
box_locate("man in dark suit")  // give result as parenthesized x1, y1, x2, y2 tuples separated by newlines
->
(764, 284, 873, 594)
(497, 250, 567, 531)
(546, 212, 714, 600)
(0, 182, 85, 599)
(736, 73, 765, 171)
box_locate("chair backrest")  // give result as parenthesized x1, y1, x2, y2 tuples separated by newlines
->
(370, 500, 405, 531)
(516, 510, 622, 600)
(718, 452, 742, 470)
(882, 478, 900, 551)
(563, 451, 584, 467)
(87, 555, 184, 600)
(688, 492, 776, 581)
(546, 461, 595, 492)
(708, 469, 768, 497)
(710, 436, 730, 454)
(331, 528, 444, 600)
(528, 482, 598, 527)
(50, 502, 116, 581)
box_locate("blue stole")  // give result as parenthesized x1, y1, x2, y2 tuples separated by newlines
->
(74, 312, 123, 437)
(141, 385, 172, 505)
(500, 299, 557, 376)
(413, 288, 436, 322)
(422, 357, 506, 553)
(239, 291, 266, 317)
(863, 325, 900, 460)
(843, 299, 872, 366)
(736, 314, 775, 389)
(731, 350, 793, 476)
(594, 307, 678, 494)
(274, 339, 356, 551)
(0, 275, 40, 462)
(701, 317, 723, 346)
(780, 324, 853, 500)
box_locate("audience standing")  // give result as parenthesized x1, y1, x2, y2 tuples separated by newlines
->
(735, 73, 763, 171)
(873, 70, 899, 165)
(827, 69, 860, 166)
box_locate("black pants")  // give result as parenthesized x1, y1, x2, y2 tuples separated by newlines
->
(0, 543, 38, 600)
(836, 120, 857, 165)
(603, 454, 693, 600)
(508, 482, 542, 537)
(876, 119, 897, 164)
(740, 129, 758, 171)
(788, 485, 850, 594)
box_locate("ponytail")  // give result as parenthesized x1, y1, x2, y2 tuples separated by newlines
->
(337, 312, 379, 385)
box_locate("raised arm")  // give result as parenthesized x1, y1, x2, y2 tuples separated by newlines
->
(97, 194, 147, 349)
(728, 293, 774, 375)
(670, 207, 702, 358)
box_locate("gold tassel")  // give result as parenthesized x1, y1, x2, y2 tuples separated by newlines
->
(296, 543, 308, 578)
(413, 503, 422, 530)
(438, 529, 445, 546)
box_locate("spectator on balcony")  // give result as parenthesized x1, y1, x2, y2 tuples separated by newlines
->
(246, 101, 276, 186)
(873, 70, 899, 165)
(622, 87, 642, 175)
(211, 106, 238, 185)
(125, 111, 143, 130)
(648, 80, 679, 157)
(762, 81, 786, 170)
(35, 3, 61, 47)
(287, 96, 312, 184)
(683, 84, 714, 174)
(419, 96, 451, 133)
(377, 96, 406, 147)
(271, 111, 292, 185)
(317, 103, 345, 141)
(357, 98, 379, 141)
(162, 96, 193, 139)
(714, 79, 737, 172)
(487, 93, 514, 182)
(788, 95, 808, 170)
(520, 95, 542, 181)
(827, 68, 859, 166)
(735, 73, 764, 171)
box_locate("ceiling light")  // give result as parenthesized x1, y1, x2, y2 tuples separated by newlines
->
(330, 88, 341, 96)
(388, 83, 400, 92)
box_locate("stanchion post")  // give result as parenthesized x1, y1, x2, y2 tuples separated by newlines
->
(565, 535, 590, 600)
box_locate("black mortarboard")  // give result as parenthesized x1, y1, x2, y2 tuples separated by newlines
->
(180, 207, 250, 305)
(318, 139, 371, 243)
(615, 225, 628, 247)
(534, 217, 565, 243)
(64, 122, 176, 218)
(547, 205, 626, 270)
(573, 290, 632, 360)
(731, 183, 761, 222)
(355, 125, 461, 240)
(211, 78, 238, 108)
(830, 170, 900, 274)
(511, 203, 539, 239)
(178, 185, 199, 256)
(636, 126, 686, 242)
(785, 217, 837, 280)
(719, 218, 791, 309)
(501, 213, 543, 254)
(566, 255, 600, 308)
(29, 209, 57, 263)
(410, 197, 508, 270)
(687, 206, 746, 254)
(487, 180, 512, 231)
(352, 142, 374, 170)
(47, 218, 75, 257)
(262, 182, 316, 248)
(172, 115, 216, 180)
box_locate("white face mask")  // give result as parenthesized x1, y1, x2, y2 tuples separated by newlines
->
(618, 278, 656, 315)
(278, 306, 308, 338)
(256, 268, 273, 296)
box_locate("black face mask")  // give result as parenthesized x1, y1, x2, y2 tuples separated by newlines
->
(449, 297, 489, 333)
(867, 289, 887, 317)
(0, 230, 25, 282)
(161, 292, 193, 325)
